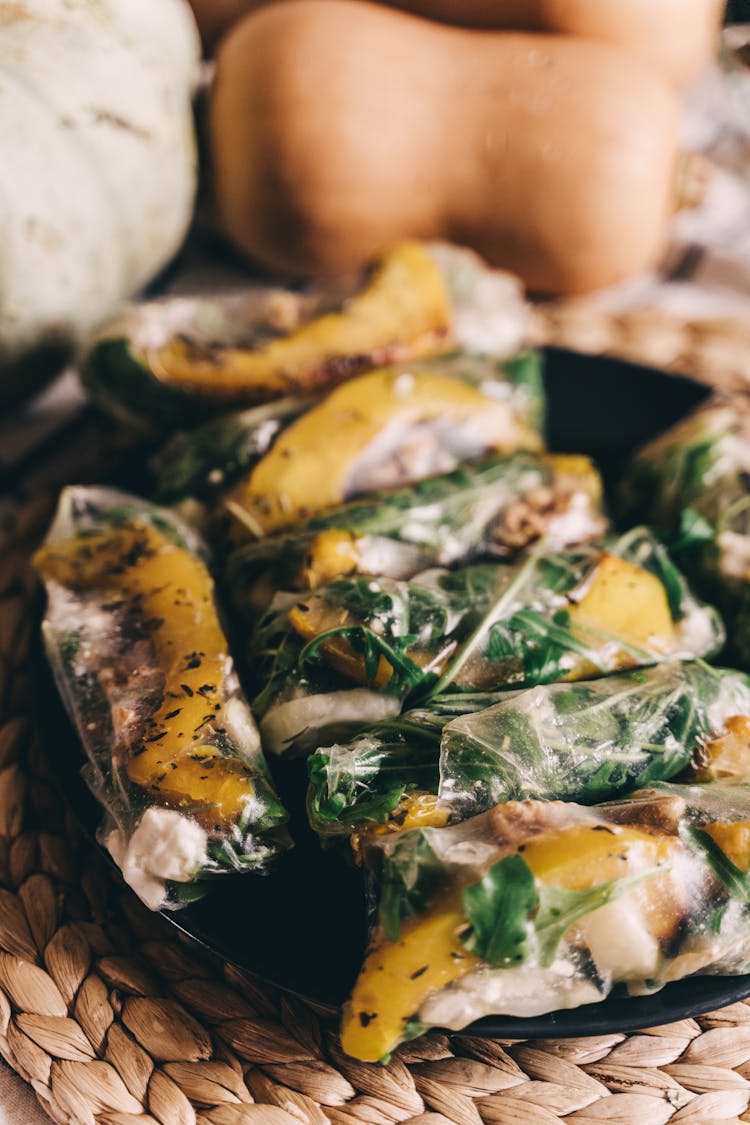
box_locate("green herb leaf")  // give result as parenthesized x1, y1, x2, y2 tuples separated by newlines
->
(671, 506, 716, 553)
(682, 825, 750, 902)
(534, 870, 659, 967)
(379, 831, 445, 942)
(401, 1017, 428, 1044)
(461, 855, 537, 968)
(459, 854, 664, 972)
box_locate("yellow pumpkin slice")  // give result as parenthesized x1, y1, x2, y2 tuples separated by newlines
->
(299, 528, 361, 589)
(566, 554, 675, 678)
(145, 242, 451, 402)
(287, 597, 394, 689)
(226, 365, 542, 535)
(147, 751, 260, 827)
(520, 823, 677, 887)
(398, 792, 450, 832)
(702, 820, 750, 872)
(693, 716, 750, 782)
(545, 453, 604, 505)
(351, 792, 450, 860)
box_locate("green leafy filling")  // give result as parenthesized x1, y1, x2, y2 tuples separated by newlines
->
(682, 825, 750, 902)
(460, 854, 661, 969)
(461, 854, 536, 967)
(379, 832, 444, 942)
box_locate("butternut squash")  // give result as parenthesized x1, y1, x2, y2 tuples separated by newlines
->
(211, 0, 684, 294)
(694, 716, 750, 782)
(341, 903, 477, 1062)
(194, 0, 722, 86)
(703, 820, 750, 872)
(34, 520, 238, 816)
(386, 0, 724, 86)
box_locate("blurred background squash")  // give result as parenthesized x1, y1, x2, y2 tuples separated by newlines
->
(209, 0, 684, 293)
(190, 0, 725, 86)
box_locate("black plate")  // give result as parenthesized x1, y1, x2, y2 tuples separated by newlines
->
(40, 348, 750, 1038)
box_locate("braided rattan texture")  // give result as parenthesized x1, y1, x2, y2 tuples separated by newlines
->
(530, 306, 750, 390)
(5, 408, 750, 1125)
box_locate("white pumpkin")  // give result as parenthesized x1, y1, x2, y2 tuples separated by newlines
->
(0, 0, 200, 400)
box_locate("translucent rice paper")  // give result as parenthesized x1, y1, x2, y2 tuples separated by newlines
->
(308, 662, 750, 840)
(341, 783, 750, 1061)
(153, 351, 545, 505)
(246, 527, 724, 756)
(440, 662, 750, 817)
(226, 451, 605, 612)
(35, 486, 290, 911)
(622, 396, 750, 663)
(307, 692, 507, 838)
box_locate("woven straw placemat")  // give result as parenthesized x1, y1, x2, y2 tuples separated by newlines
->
(7, 387, 750, 1125)
(531, 306, 750, 392)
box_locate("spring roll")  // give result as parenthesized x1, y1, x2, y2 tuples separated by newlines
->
(83, 241, 529, 434)
(342, 782, 750, 1061)
(34, 486, 290, 910)
(243, 527, 723, 756)
(308, 663, 750, 840)
(622, 395, 750, 663)
(226, 451, 604, 612)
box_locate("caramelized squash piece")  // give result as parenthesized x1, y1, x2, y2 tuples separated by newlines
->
(694, 716, 750, 782)
(398, 792, 450, 832)
(567, 554, 675, 677)
(287, 597, 394, 688)
(545, 453, 604, 505)
(147, 751, 260, 826)
(300, 529, 361, 589)
(36, 521, 248, 824)
(145, 242, 451, 402)
(703, 820, 750, 872)
(352, 792, 450, 858)
(521, 823, 677, 887)
(227, 366, 542, 535)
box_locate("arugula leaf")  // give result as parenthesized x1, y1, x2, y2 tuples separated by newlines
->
(428, 551, 543, 697)
(461, 855, 537, 967)
(670, 507, 716, 554)
(534, 871, 658, 967)
(299, 625, 428, 696)
(681, 825, 750, 902)
(401, 1017, 428, 1043)
(459, 854, 665, 971)
(379, 831, 445, 942)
